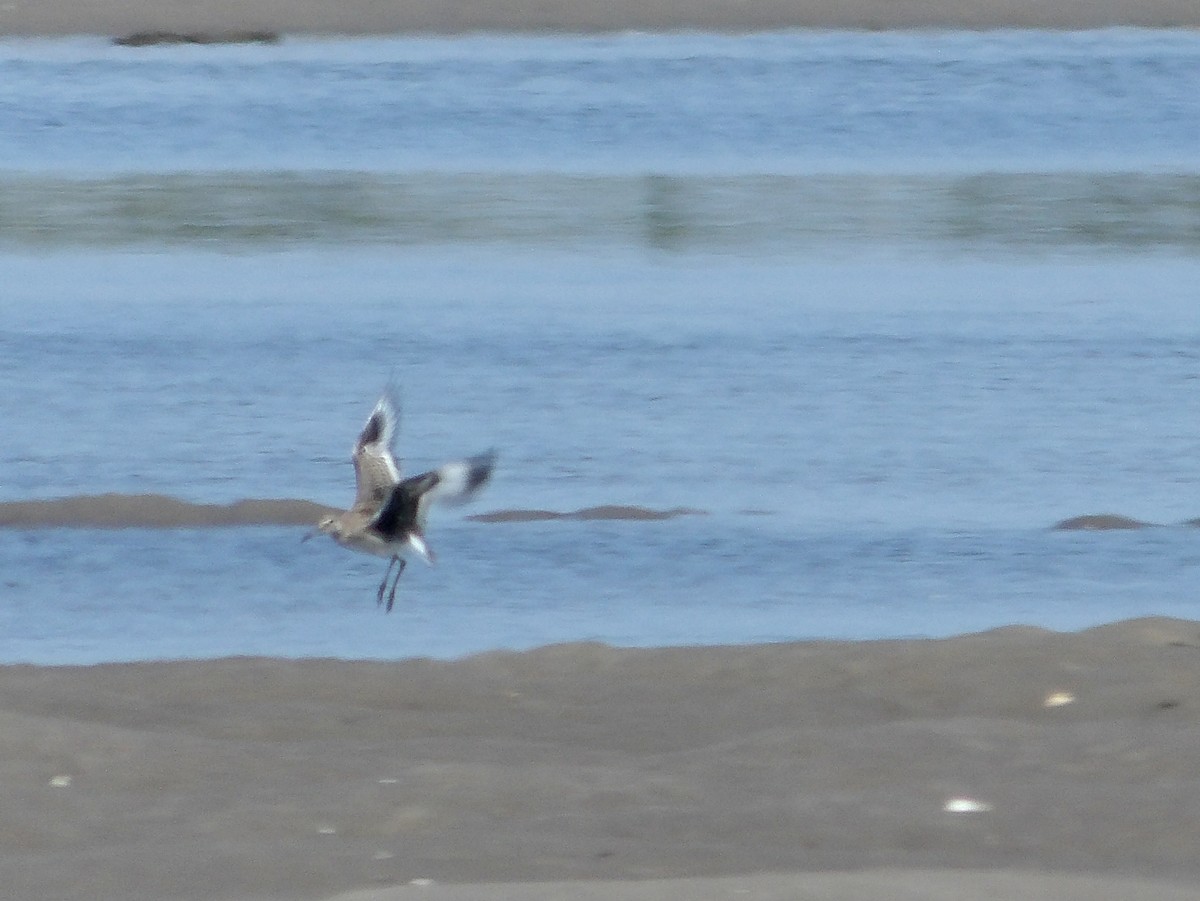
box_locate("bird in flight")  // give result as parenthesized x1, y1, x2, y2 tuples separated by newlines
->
(306, 389, 495, 611)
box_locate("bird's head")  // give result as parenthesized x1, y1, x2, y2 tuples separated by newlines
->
(302, 515, 341, 543)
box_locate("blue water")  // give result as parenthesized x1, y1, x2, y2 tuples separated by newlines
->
(1, 29, 1197, 173)
(2, 30, 1200, 664)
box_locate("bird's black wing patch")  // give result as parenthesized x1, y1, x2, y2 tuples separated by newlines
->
(371, 470, 439, 537)
(357, 411, 384, 451)
(463, 451, 496, 494)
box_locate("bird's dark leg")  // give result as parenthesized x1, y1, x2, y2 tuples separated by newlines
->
(385, 558, 407, 613)
(376, 556, 398, 607)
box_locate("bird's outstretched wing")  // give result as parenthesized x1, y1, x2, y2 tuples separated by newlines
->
(424, 450, 497, 506)
(370, 450, 497, 537)
(351, 390, 402, 515)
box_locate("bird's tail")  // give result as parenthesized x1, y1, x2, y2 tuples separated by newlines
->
(406, 531, 435, 565)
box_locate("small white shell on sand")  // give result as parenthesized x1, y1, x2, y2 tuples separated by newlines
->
(48, 775, 72, 788)
(316, 825, 337, 835)
(943, 797, 993, 813)
(1044, 691, 1076, 707)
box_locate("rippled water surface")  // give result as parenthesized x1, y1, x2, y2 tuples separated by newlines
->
(2, 30, 1199, 663)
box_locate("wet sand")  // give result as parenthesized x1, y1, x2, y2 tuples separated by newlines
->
(0, 494, 703, 528)
(0, 0, 1198, 36)
(5, 492, 1195, 530)
(0, 494, 337, 529)
(5, 617, 1200, 900)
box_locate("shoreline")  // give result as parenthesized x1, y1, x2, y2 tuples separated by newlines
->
(5, 617, 1200, 899)
(1, 0, 1199, 38)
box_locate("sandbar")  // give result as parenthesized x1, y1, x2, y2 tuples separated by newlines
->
(0, 0, 1198, 37)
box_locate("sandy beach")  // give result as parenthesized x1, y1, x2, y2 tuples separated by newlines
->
(0, 0, 1198, 36)
(4, 617, 1200, 900)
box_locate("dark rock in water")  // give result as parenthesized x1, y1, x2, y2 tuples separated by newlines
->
(113, 31, 281, 47)
(1052, 513, 1152, 531)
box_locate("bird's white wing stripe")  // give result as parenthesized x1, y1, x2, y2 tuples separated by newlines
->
(355, 391, 402, 482)
(426, 453, 495, 506)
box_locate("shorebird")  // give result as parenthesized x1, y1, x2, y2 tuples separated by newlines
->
(305, 389, 495, 611)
